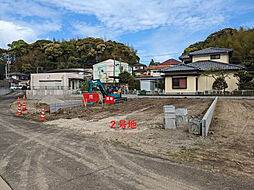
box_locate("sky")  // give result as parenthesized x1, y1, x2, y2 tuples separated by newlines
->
(0, 0, 254, 65)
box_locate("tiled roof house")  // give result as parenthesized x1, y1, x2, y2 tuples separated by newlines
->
(162, 47, 244, 94)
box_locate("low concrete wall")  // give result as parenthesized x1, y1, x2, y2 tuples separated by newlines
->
(201, 97, 218, 136)
(188, 97, 218, 136)
(50, 100, 82, 113)
(0, 88, 11, 96)
(26, 90, 82, 99)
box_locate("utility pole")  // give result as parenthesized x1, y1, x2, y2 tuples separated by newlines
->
(5, 55, 11, 79)
(5, 63, 8, 79)
(119, 57, 122, 73)
(113, 55, 116, 84)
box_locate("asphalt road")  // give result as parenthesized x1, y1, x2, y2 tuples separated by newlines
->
(0, 92, 253, 190)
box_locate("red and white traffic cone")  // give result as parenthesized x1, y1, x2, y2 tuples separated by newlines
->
(22, 98, 27, 111)
(17, 104, 22, 115)
(17, 97, 20, 105)
(40, 107, 45, 121)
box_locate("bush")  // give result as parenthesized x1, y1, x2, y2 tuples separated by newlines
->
(80, 81, 89, 92)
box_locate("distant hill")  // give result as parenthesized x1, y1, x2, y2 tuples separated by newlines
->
(182, 27, 254, 70)
(0, 37, 140, 74)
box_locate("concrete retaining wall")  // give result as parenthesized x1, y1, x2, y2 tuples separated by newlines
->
(26, 90, 82, 99)
(50, 100, 82, 113)
(201, 97, 218, 136)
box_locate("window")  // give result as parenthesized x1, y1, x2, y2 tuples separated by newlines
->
(172, 78, 187, 89)
(210, 54, 220, 59)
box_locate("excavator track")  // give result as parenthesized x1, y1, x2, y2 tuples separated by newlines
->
(114, 97, 127, 103)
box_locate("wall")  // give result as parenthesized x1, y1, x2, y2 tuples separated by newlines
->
(26, 89, 79, 99)
(93, 59, 131, 83)
(140, 80, 155, 91)
(192, 54, 229, 63)
(31, 73, 83, 90)
(50, 100, 82, 113)
(150, 70, 162, 77)
(201, 97, 218, 136)
(198, 73, 238, 92)
(165, 76, 196, 93)
(165, 73, 238, 94)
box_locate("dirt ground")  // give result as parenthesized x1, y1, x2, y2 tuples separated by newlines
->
(193, 99, 254, 179)
(10, 98, 254, 179)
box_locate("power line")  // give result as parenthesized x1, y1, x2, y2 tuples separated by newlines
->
(140, 52, 181, 58)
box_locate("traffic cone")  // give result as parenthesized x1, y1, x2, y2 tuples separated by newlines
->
(17, 104, 22, 115)
(40, 107, 45, 121)
(23, 95, 26, 101)
(22, 99, 27, 111)
(17, 97, 20, 105)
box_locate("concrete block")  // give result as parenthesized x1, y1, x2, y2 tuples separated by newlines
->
(175, 108, 188, 125)
(163, 105, 176, 129)
(188, 119, 202, 135)
(50, 100, 82, 113)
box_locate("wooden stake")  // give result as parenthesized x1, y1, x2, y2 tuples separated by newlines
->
(101, 96, 104, 107)
(84, 98, 87, 109)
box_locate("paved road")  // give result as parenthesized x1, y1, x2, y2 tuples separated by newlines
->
(0, 93, 253, 190)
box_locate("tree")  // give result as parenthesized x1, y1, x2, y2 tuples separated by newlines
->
(2, 37, 140, 73)
(157, 79, 165, 90)
(234, 70, 254, 89)
(128, 75, 135, 90)
(80, 81, 89, 92)
(149, 59, 160, 66)
(202, 67, 230, 94)
(212, 77, 228, 91)
(181, 27, 254, 65)
(119, 71, 131, 83)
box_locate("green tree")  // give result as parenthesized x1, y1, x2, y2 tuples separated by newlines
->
(80, 81, 89, 92)
(119, 71, 131, 83)
(128, 75, 135, 90)
(149, 59, 160, 66)
(134, 79, 140, 90)
(202, 67, 230, 94)
(212, 77, 228, 91)
(2, 37, 140, 73)
(234, 70, 254, 89)
(182, 27, 254, 66)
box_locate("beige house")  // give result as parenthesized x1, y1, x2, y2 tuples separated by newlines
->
(27, 72, 84, 98)
(164, 48, 244, 94)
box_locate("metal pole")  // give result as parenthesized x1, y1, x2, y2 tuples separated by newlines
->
(5, 64, 8, 79)
(120, 57, 121, 73)
(113, 56, 116, 84)
(5, 55, 10, 79)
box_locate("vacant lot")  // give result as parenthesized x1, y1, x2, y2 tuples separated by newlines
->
(194, 99, 254, 179)
(11, 98, 254, 179)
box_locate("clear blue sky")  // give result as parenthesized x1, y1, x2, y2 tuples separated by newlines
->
(0, 0, 253, 65)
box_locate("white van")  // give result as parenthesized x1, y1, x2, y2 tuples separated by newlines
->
(10, 84, 18, 90)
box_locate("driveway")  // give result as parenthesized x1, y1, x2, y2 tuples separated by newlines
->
(0, 93, 253, 190)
